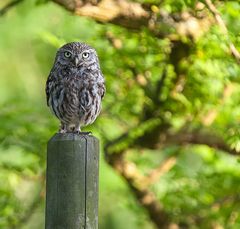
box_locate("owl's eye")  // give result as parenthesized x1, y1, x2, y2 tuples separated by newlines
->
(82, 52, 89, 59)
(64, 51, 72, 58)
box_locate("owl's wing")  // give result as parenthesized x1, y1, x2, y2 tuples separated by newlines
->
(100, 83, 106, 99)
(45, 72, 53, 106)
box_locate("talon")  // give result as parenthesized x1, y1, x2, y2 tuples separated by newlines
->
(77, 131, 92, 135)
(59, 129, 67, 133)
(59, 123, 67, 133)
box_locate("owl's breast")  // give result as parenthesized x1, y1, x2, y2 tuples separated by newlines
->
(49, 73, 103, 124)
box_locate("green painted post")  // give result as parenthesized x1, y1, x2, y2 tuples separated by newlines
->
(45, 133, 99, 229)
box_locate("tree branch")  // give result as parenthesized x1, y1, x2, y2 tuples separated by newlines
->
(160, 128, 238, 156)
(105, 121, 238, 156)
(142, 157, 177, 187)
(105, 151, 173, 229)
(136, 125, 239, 156)
(104, 126, 238, 228)
(52, 0, 211, 39)
(53, 0, 150, 30)
(204, 0, 240, 63)
(0, 0, 24, 16)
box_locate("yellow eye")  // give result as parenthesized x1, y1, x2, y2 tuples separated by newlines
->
(82, 52, 89, 59)
(64, 51, 71, 58)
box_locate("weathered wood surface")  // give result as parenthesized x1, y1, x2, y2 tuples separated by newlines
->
(45, 133, 99, 229)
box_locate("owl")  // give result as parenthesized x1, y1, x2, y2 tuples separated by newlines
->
(46, 42, 105, 133)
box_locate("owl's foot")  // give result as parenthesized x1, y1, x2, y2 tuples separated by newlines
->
(59, 123, 91, 135)
(58, 123, 68, 133)
(76, 131, 92, 135)
(73, 127, 91, 135)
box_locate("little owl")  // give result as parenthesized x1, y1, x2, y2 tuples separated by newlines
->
(46, 42, 105, 133)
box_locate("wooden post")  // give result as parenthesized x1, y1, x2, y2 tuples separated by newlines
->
(45, 133, 99, 229)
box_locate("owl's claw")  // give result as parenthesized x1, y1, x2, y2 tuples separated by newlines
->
(58, 129, 91, 135)
(75, 131, 92, 135)
(59, 129, 67, 134)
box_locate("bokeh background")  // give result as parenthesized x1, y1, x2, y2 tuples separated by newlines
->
(0, 0, 240, 228)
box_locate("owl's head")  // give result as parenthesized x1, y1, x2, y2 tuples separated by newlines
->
(55, 42, 99, 68)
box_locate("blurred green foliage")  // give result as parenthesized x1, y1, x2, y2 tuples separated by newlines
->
(0, 0, 240, 228)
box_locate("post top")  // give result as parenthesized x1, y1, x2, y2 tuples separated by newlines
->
(48, 133, 99, 143)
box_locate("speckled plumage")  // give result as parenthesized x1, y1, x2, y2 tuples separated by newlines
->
(46, 42, 105, 133)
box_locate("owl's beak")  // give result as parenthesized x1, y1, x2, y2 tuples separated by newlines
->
(74, 57, 80, 67)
